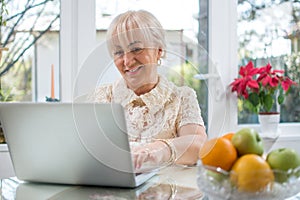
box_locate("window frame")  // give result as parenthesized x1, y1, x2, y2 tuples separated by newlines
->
(207, 0, 238, 137)
(60, 0, 97, 102)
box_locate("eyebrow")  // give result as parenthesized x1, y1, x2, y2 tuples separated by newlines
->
(128, 41, 142, 47)
(114, 41, 143, 49)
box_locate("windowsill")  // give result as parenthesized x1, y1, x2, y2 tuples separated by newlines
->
(0, 144, 8, 152)
(238, 123, 300, 138)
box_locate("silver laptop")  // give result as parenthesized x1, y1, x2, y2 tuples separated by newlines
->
(0, 102, 156, 188)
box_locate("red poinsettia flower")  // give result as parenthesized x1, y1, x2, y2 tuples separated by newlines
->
(239, 61, 260, 77)
(230, 61, 297, 114)
(281, 77, 296, 91)
(230, 61, 259, 99)
(257, 63, 284, 88)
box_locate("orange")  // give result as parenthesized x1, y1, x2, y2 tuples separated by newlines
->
(222, 132, 235, 141)
(230, 154, 274, 192)
(199, 137, 238, 171)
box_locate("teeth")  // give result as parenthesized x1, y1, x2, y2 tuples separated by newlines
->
(128, 66, 141, 72)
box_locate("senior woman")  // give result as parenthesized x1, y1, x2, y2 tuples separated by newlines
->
(89, 10, 207, 171)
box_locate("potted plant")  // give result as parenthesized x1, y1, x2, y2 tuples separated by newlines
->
(230, 61, 297, 137)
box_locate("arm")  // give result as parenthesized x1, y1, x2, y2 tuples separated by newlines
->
(132, 87, 207, 169)
(170, 87, 207, 165)
(172, 124, 207, 165)
(132, 125, 206, 169)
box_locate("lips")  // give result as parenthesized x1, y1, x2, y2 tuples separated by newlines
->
(125, 65, 143, 75)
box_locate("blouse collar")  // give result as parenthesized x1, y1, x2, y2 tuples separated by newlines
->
(112, 75, 175, 110)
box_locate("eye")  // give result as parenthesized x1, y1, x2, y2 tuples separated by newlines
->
(113, 50, 124, 57)
(130, 47, 144, 54)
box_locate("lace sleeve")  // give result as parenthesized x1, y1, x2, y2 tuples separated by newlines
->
(177, 86, 205, 128)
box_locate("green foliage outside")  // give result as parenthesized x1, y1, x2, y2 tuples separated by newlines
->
(0, 58, 32, 102)
(0, 0, 8, 27)
(281, 53, 300, 122)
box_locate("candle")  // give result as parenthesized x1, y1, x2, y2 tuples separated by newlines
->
(51, 64, 55, 99)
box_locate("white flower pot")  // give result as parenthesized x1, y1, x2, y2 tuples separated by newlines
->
(258, 113, 280, 138)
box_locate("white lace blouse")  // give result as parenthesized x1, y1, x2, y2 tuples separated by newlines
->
(88, 76, 205, 142)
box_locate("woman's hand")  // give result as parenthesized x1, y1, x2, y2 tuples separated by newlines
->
(130, 124, 207, 171)
(130, 141, 170, 171)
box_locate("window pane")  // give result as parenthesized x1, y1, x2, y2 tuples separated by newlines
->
(237, 0, 300, 123)
(0, 0, 60, 102)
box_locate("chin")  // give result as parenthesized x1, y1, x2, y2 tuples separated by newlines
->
(125, 77, 145, 90)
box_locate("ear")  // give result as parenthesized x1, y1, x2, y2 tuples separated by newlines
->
(157, 48, 163, 60)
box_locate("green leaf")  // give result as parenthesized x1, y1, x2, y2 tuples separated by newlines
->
(278, 93, 284, 105)
(248, 93, 259, 107)
(263, 94, 274, 112)
(244, 99, 259, 114)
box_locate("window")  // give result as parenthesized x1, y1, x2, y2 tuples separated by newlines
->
(0, 0, 60, 102)
(209, 0, 299, 136)
(237, 1, 300, 124)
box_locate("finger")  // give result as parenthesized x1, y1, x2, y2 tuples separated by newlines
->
(132, 152, 141, 169)
(136, 148, 151, 169)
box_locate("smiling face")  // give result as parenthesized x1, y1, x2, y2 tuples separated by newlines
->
(106, 10, 166, 95)
(112, 37, 162, 95)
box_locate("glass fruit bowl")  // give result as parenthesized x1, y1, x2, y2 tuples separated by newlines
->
(197, 160, 300, 200)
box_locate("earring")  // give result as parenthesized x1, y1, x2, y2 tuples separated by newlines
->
(157, 59, 162, 66)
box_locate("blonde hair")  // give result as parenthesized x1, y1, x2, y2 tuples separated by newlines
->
(106, 10, 166, 57)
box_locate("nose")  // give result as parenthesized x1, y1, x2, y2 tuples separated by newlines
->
(123, 52, 135, 68)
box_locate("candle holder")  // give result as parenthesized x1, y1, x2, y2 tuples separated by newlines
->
(45, 96, 59, 102)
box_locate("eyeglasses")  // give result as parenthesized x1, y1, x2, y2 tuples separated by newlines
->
(112, 47, 145, 59)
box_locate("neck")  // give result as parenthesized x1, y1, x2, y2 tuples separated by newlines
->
(134, 83, 156, 96)
(133, 76, 159, 96)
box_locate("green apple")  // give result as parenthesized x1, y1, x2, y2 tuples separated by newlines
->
(206, 170, 227, 183)
(266, 148, 300, 183)
(231, 128, 264, 156)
